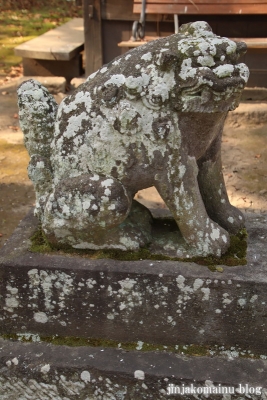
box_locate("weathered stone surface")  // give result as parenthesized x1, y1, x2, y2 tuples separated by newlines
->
(1, 337, 267, 400)
(17, 21, 250, 257)
(0, 210, 267, 355)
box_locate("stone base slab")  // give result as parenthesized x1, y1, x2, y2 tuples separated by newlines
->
(1, 210, 267, 398)
(0, 210, 267, 355)
(1, 337, 267, 400)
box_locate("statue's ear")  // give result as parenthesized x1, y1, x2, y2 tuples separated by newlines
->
(154, 51, 179, 71)
(236, 41, 247, 58)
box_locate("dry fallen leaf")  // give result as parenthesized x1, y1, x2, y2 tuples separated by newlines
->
(13, 113, 19, 119)
(8, 126, 19, 131)
(255, 154, 261, 158)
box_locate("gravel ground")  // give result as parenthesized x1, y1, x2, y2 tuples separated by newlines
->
(0, 78, 266, 248)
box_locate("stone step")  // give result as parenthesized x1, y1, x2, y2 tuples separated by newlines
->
(0, 337, 267, 399)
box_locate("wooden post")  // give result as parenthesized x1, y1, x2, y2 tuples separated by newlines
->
(83, 0, 103, 76)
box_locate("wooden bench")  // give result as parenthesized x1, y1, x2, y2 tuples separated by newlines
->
(118, 0, 267, 86)
(14, 18, 84, 81)
(134, 0, 267, 16)
(118, 0, 267, 50)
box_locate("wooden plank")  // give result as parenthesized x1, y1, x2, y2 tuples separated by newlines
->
(245, 70, 267, 87)
(118, 37, 160, 47)
(134, 3, 267, 14)
(119, 37, 267, 48)
(233, 38, 267, 48)
(101, 0, 161, 21)
(14, 19, 84, 61)
(242, 48, 267, 67)
(102, 0, 135, 20)
(135, 0, 267, 4)
(84, 0, 103, 76)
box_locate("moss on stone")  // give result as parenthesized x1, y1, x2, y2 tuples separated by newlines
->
(1, 333, 262, 360)
(30, 226, 53, 253)
(190, 228, 247, 267)
(29, 222, 247, 268)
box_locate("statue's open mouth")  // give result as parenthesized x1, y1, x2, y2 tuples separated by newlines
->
(182, 61, 249, 89)
(179, 61, 249, 111)
(176, 26, 249, 113)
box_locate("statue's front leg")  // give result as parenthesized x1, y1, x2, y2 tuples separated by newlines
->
(197, 136, 245, 234)
(155, 155, 230, 257)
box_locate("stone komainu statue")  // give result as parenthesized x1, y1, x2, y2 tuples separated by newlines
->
(18, 21, 249, 257)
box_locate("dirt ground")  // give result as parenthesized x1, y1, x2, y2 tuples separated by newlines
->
(0, 78, 267, 249)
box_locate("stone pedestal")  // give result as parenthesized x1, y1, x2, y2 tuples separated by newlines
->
(1, 210, 267, 399)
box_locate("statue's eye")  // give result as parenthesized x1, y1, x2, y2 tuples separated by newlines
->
(192, 90, 202, 97)
(101, 85, 120, 106)
(142, 91, 163, 110)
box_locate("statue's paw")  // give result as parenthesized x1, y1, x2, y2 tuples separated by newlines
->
(190, 221, 230, 258)
(221, 206, 245, 234)
(104, 200, 153, 250)
(110, 224, 152, 251)
(197, 227, 230, 257)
